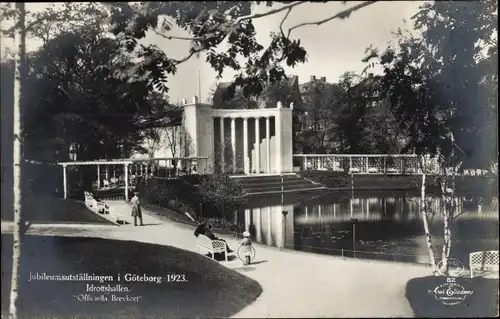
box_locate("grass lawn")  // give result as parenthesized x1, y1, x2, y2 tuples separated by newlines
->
(143, 203, 195, 225)
(299, 171, 349, 188)
(405, 275, 499, 317)
(300, 170, 496, 195)
(1, 234, 262, 318)
(23, 196, 114, 224)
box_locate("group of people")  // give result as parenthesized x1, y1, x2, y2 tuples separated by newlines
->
(194, 223, 234, 252)
(194, 222, 253, 265)
(130, 192, 254, 264)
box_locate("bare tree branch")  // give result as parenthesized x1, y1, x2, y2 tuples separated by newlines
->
(288, 1, 379, 37)
(233, 1, 305, 25)
(151, 2, 305, 43)
(134, 1, 377, 68)
(280, 7, 293, 37)
(172, 43, 218, 65)
(153, 29, 203, 41)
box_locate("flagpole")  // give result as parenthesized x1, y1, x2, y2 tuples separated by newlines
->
(198, 70, 202, 102)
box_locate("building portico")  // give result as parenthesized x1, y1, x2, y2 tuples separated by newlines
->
(182, 96, 293, 175)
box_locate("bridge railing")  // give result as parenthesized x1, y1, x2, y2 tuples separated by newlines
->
(293, 154, 443, 175)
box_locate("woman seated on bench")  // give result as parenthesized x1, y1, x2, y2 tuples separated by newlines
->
(194, 223, 233, 253)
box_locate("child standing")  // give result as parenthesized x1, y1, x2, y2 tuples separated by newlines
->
(239, 231, 253, 265)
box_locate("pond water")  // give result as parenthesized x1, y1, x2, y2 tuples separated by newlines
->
(234, 190, 499, 265)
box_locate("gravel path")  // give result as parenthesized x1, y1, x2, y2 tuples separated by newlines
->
(2, 201, 432, 318)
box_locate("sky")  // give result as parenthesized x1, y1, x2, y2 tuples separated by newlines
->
(1, 1, 424, 103)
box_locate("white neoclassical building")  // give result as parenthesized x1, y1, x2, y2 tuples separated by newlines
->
(182, 96, 294, 175)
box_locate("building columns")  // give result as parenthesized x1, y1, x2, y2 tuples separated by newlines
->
(220, 117, 225, 172)
(255, 117, 260, 174)
(214, 114, 279, 175)
(231, 117, 236, 174)
(266, 116, 271, 173)
(243, 117, 249, 174)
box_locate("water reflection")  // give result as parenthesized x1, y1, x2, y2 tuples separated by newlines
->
(236, 191, 499, 264)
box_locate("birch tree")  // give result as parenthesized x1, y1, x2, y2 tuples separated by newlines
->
(9, 2, 26, 318)
(418, 156, 438, 274)
(364, 0, 497, 276)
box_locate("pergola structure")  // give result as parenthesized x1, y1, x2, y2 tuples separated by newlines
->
(58, 159, 133, 201)
(57, 157, 208, 201)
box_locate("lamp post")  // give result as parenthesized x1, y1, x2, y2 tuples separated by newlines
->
(350, 218, 358, 258)
(282, 210, 288, 249)
(281, 174, 284, 205)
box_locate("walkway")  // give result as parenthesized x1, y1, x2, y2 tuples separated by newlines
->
(7, 202, 432, 318)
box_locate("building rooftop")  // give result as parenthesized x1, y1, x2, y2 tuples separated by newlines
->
(212, 75, 301, 109)
(350, 73, 382, 93)
(298, 75, 342, 96)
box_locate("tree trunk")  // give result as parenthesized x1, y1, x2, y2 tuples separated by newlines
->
(444, 133, 457, 263)
(420, 172, 438, 274)
(446, 159, 457, 260)
(440, 174, 451, 276)
(10, 3, 26, 319)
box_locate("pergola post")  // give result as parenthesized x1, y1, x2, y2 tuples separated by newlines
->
(63, 164, 67, 199)
(97, 165, 101, 188)
(124, 162, 129, 201)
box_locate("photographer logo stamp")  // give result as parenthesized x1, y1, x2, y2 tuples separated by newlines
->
(437, 258, 465, 277)
(428, 277, 475, 306)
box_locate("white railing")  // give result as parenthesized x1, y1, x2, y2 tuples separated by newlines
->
(293, 154, 443, 175)
(127, 157, 209, 180)
(60, 157, 209, 199)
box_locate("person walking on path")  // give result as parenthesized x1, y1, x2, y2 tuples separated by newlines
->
(130, 191, 144, 226)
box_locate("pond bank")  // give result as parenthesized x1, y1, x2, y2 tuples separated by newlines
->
(299, 171, 497, 195)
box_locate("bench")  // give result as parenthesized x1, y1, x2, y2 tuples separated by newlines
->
(108, 205, 124, 223)
(470, 250, 499, 278)
(84, 191, 108, 213)
(196, 234, 228, 262)
(84, 191, 124, 223)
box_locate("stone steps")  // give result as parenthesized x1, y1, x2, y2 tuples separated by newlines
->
(232, 174, 326, 194)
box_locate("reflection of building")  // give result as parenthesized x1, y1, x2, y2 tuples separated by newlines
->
(240, 204, 294, 249)
(294, 195, 499, 224)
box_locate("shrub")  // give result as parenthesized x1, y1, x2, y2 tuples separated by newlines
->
(196, 171, 247, 220)
(137, 172, 246, 220)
